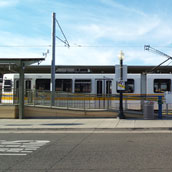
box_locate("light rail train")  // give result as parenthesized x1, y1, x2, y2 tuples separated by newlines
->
(1, 73, 171, 109)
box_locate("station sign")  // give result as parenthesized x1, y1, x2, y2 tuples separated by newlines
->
(117, 80, 125, 90)
(115, 65, 127, 82)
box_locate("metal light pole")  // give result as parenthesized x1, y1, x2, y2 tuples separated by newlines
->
(118, 50, 125, 119)
(51, 12, 56, 106)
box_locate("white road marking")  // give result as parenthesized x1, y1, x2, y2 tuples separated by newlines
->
(0, 140, 50, 156)
(21, 151, 32, 153)
(0, 154, 27, 156)
(6, 145, 21, 147)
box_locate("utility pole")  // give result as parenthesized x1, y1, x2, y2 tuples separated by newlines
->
(51, 12, 56, 106)
(50, 12, 70, 107)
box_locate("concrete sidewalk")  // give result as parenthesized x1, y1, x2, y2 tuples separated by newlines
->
(0, 118, 172, 131)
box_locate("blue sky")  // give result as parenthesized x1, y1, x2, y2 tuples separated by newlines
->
(1, 0, 172, 66)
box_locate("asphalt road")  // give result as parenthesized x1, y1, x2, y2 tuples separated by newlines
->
(0, 132, 172, 172)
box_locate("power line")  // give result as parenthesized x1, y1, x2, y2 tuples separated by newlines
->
(0, 44, 171, 48)
(0, 45, 51, 48)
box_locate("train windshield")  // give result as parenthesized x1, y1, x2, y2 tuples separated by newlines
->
(4, 80, 12, 92)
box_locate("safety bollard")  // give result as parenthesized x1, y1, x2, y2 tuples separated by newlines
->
(158, 96, 163, 119)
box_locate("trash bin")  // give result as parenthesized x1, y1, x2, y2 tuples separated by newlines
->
(143, 101, 154, 119)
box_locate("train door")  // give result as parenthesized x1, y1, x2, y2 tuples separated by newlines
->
(14, 79, 19, 103)
(25, 79, 32, 103)
(96, 79, 112, 109)
(14, 79, 32, 103)
(96, 80, 103, 96)
(25, 79, 31, 91)
(96, 79, 112, 96)
(106, 80, 112, 96)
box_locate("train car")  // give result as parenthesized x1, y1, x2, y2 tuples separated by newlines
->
(147, 74, 172, 95)
(1, 73, 141, 108)
(146, 74, 172, 109)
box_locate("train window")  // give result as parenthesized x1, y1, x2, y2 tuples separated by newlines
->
(36, 79, 50, 91)
(4, 80, 12, 92)
(117, 79, 134, 93)
(75, 79, 91, 93)
(154, 79, 171, 93)
(55, 79, 72, 92)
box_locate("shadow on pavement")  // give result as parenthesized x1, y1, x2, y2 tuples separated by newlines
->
(41, 123, 84, 126)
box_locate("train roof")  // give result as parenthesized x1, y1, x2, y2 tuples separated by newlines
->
(1, 65, 172, 75)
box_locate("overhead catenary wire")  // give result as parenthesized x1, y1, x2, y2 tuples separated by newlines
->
(166, 60, 172, 67)
(0, 44, 171, 48)
(0, 45, 52, 48)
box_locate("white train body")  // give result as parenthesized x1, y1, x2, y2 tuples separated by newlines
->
(1, 73, 140, 93)
(147, 74, 172, 95)
(1, 73, 171, 109)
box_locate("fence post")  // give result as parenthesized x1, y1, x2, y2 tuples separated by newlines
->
(67, 93, 68, 109)
(158, 96, 162, 119)
(125, 95, 127, 111)
(0, 90, 1, 104)
(84, 95, 85, 111)
(166, 104, 168, 118)
(89, 94, 90, 109)
(33, 90, 36, 106)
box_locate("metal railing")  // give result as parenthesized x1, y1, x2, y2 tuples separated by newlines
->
(0, 90, 1, 104)
(162, 103, 172, 118)
(2, 89, 172, 114)
(0, 89, 145, 110)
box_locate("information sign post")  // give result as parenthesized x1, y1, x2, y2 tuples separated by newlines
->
(116, 51, 127, 119)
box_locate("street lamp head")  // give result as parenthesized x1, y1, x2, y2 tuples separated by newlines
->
(118, 50, 124, 60)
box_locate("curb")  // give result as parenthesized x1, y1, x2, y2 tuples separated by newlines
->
(0, 127, 172, 131)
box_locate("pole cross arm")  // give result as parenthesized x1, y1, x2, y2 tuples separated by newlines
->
(144, 45, 172, 60)
(144, 45, 172, 73)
